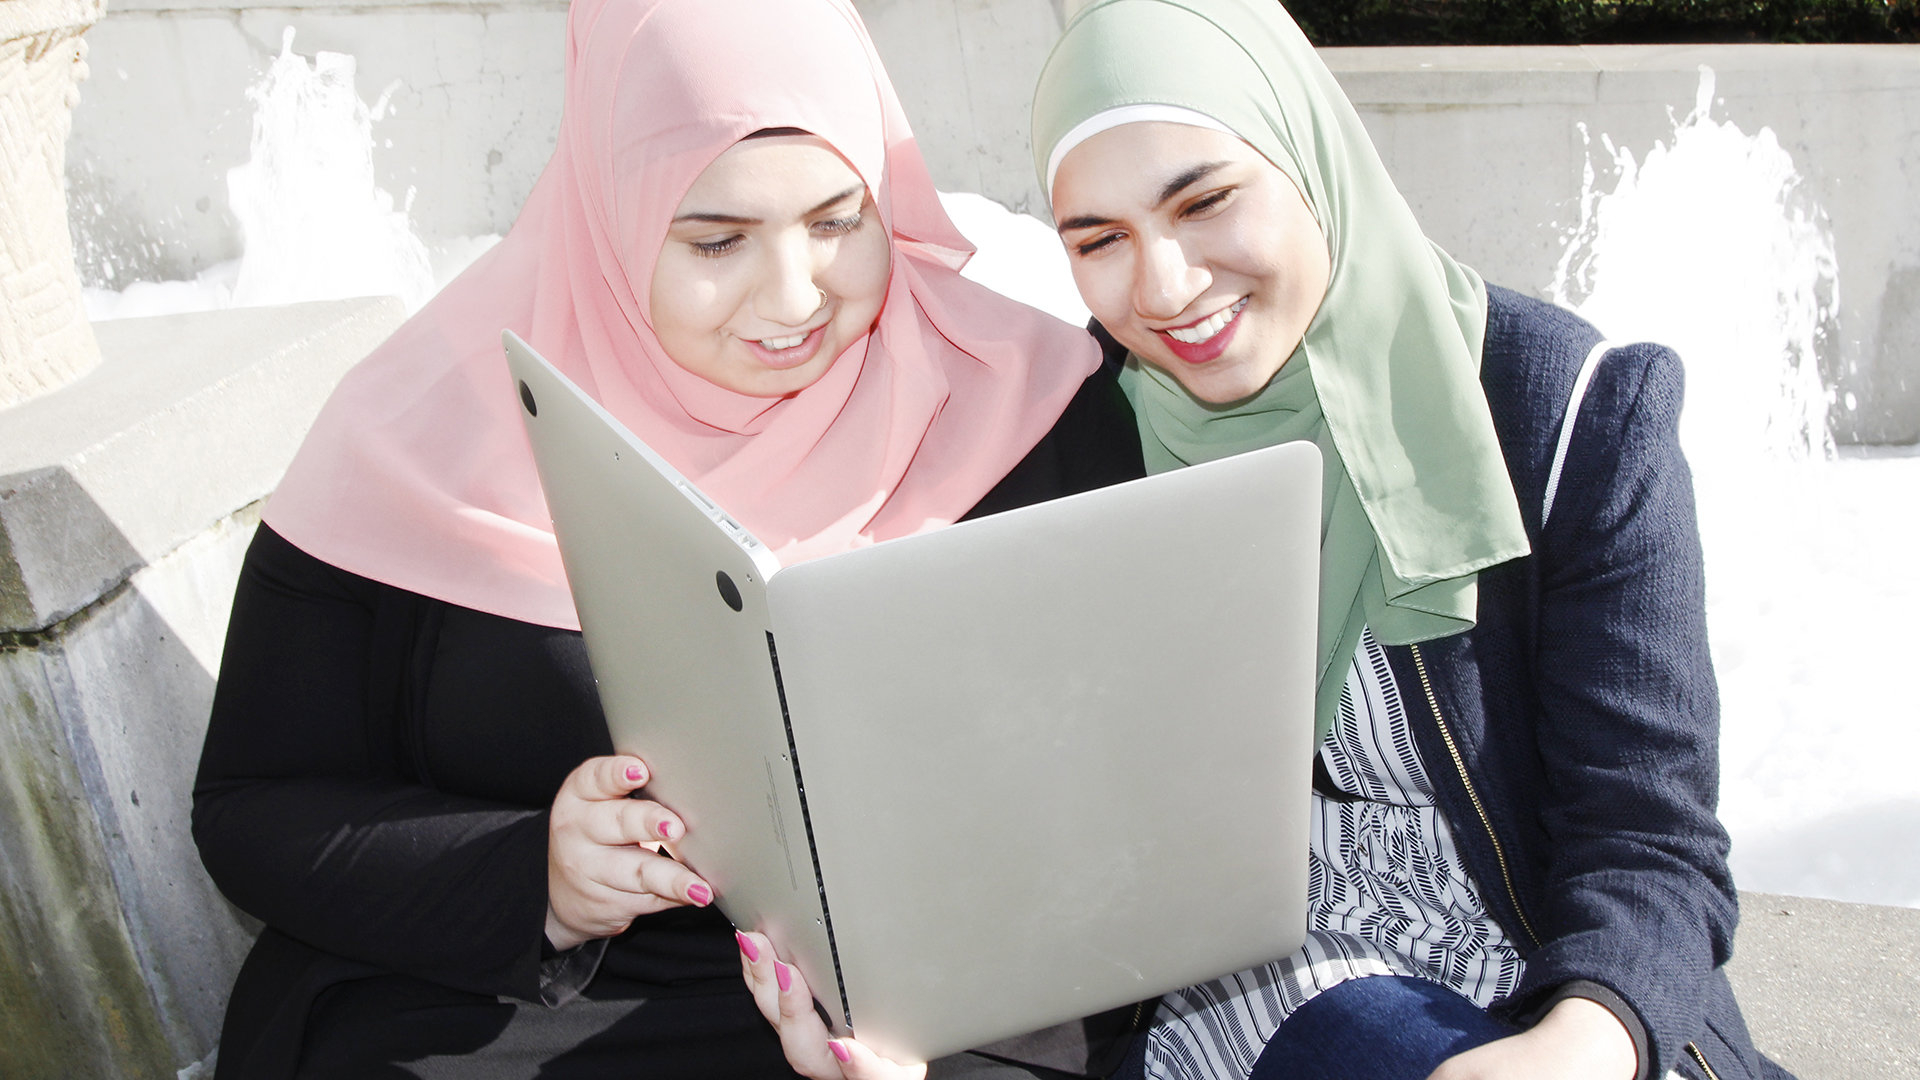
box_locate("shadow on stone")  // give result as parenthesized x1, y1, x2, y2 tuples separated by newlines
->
(1, 489, 259, 1078)
(1, 296, 404, 1078)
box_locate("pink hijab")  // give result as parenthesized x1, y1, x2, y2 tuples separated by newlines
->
(264, 0, 1099, 630)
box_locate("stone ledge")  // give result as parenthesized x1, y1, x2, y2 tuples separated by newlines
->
(97, 0, 564, 14)
(0, 296, 404, 633)
(1321, 44, 1920, 107)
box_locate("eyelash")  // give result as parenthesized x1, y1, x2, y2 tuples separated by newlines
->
(1071, 188, 1235, 258)
(1185, 189, 1232, 217)
(687, 212, 864, 258)
(815, 212, 864, 236)
(1076, 234, 1119, 257)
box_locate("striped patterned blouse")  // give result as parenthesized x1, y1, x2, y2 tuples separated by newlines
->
(1140, 628, 1525, 1080)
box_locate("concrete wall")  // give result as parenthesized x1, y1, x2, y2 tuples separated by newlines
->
(66, 1, 1920, 444)
(66, 1, 1920, 439)
(1331, 45, 1920, 447)
(60, 3, 1920, 441)
(66, 0, 569, 285)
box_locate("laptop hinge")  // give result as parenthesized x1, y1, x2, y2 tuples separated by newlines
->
(765, 631, 853, 1031)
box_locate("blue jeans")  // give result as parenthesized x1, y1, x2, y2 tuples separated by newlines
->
(1246, 974, 1519, 1080)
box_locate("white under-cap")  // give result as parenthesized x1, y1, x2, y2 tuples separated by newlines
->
(1043, 104, 1239, 197)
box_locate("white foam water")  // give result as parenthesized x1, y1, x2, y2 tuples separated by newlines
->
(1551, 66, 1838, 467)
(225, 28, 435, 310)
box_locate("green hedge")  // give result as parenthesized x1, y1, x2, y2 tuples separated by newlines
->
(1288, 0, 1920, 44)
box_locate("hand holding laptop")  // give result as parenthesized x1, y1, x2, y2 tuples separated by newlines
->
(740, 930, 929, 1080)
(546, 745, 918, 1072)
(545, 753, 711, 952)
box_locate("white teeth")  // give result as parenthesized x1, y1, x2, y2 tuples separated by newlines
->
(759, 333, 807, 350)
(1165, 297, 1249, 345)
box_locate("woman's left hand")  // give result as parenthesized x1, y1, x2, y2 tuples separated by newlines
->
(1425, 996, 1637, 1080)
(735, 930, 928, 1080)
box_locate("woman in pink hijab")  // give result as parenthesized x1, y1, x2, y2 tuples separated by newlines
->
(190, 1, 1140, 1077)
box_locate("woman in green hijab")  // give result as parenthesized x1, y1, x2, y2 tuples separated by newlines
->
(1034, 3, 1791, 1080)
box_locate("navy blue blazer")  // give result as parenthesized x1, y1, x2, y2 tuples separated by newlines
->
(1097, 284, 1791, 1080)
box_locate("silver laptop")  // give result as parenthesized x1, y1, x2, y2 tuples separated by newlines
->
(505, 331, 1319, 1063)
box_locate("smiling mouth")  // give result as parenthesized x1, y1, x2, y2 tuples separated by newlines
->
(743, 322, 829, 370)
(1162, 297, 1249, 346)
(758, 331, 813, 351)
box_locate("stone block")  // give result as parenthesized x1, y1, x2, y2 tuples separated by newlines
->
(0, 296, 404, 634)
(0, 630, 178, 1079)
(0, 511, 260, 1079)
(0, 296, 403, 1075)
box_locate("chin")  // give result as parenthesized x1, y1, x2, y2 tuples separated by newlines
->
(769, 358, 839, 398)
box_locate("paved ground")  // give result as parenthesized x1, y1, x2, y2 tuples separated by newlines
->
(102, 891, 1920, 1080)
(1726, 892, 1920, 1079)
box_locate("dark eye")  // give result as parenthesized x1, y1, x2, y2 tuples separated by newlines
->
(813, 212, 864, 237)
(1073, 232, 1122, 257)
(1182, 188, 1234, 217)
(691, 235, 744, 257)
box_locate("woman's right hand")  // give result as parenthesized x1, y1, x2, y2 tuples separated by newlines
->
(545, 754, 712, 951)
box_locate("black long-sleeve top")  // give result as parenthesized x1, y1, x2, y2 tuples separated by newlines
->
(191, 365, 1145, 1077)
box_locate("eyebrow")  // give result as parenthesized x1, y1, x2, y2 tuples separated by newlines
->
(1157, 161, 1230, 205)
(1055, 161, 1232, 234)
(672, 184, 866, 226)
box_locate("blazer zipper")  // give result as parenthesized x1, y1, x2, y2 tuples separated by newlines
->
(1408, 643, 1539, 947)
(1686, 1042, 1724, 1080)
(1408, 643, 1723, 1080)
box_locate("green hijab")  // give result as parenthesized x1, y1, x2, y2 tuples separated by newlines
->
(1032, 0, 1530, 743)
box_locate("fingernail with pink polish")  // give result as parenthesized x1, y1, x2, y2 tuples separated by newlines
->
(829, 1041, 851, 1064)
(775, 961, 793, 992)
(735, 931, 759, 962)
(657, 819, 677, 840)
(624, 764, 644, 783)
(687, 883, 711, 906)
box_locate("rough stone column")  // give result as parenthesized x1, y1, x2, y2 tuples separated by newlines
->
(0, 0, 105, 409)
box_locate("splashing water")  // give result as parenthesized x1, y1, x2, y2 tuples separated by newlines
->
(1550, 67, 1838, 468)
(83, 30, 490, 321)
(226, 29, 434, 310)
